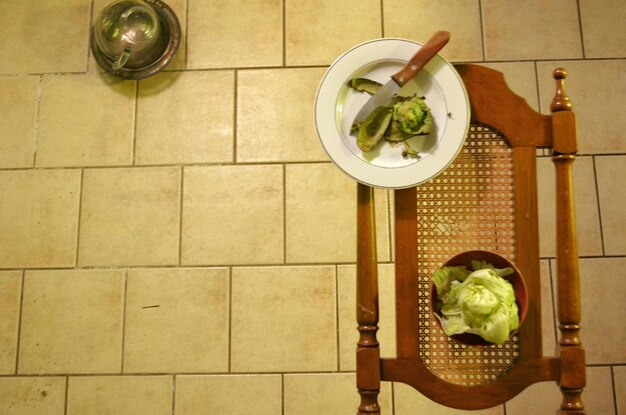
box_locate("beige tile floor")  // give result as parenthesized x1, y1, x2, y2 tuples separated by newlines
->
(0, 0, 624, 413)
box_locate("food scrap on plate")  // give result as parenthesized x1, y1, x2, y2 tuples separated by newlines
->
(348, 78, 433, 157)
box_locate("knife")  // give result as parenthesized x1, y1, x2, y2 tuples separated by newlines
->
(352, 31, 450, 128)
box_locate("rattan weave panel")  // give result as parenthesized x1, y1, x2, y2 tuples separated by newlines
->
(416, 123, 519, 385)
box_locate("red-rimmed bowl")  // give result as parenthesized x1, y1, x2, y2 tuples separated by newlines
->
(430, 250, 528, 346)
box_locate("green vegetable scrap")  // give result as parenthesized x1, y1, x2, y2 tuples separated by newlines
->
(392, 94, 432, 136)
(357, 106, 393, 152)
(432, 262, 519, 345)
(348, 78, 433, 156)
(349, 78, 383, 95)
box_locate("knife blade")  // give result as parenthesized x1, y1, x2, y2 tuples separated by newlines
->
(351, 31, 450, 129)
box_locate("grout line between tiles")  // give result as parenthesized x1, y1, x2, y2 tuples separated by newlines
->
(532, 62, 542, 113)
(31, 75, 44, 167)
(0, 370, 362, 378)
(386, 189, 393, 261)
(0, 160, 341, 172)
(477, 0, 486, 61)
(13, 270, 26, 375)
(3, 58, 621, 79)
(610, 366, 619, 415)
(233, 70, 238, 163)
(280, 373, 285, 415)
(85, 0, 95, 71)
(120, 270, 129, 374)
(533, 62, 550, 119)
(379, 0, 385, 37)
(590, 156, 607, 256)
(547, 259, 559, 347)
(74, 169, 85, 267)
(7, 255, 625, 275)
(1, 261, 401, 273)
(390, 381, 395, 415)
(131, 80, 139, 165)
(334, 264, 341, 371)
(184, 0, 189, 69)
(228, 267, 233, 373)
(282, 0, 286, 67)
(178, 167, 185, 266)
(64, 375, 69, 415)
(575, 0, 587, 59)
(171, 374, 177, 415)
(283, 164, 288, 264)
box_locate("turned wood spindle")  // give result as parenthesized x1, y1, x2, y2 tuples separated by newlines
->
(551, 68, 572, 113)
(551, 67, 586, 415)
(356, 183, 381, 414)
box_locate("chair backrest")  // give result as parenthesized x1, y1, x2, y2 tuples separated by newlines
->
(356, 64, 585, 414)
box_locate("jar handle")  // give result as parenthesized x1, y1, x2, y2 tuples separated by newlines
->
(112, 47, 131, 71)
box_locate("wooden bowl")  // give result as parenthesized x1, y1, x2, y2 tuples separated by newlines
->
(430, 250, 528, 346)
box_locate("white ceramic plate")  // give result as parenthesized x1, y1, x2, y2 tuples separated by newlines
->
(315, 38, 470, 189)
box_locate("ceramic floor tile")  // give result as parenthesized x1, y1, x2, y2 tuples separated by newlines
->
(18, 269, 125, 374)
(230, 266, 336, 372)
(478, 62, 539, 111)
(615, 366, 626, 415)
(175, 375, 282, 415)
(284, 373, 393, 415)
(579, 0, 626, 58)
(285, 163, 390, 263)
(383, 0, 483, 62)
(582, 366, 617, 415)
(36, 74, 135, 167)
(537, 60, 626, 154)
(136, 70, 234, 165)
(579, 257, 626, 364)
(595, 155, 626, 255)
(90, 0, 187, 73)
(505, 367, 615, 415)
(187, 0, 282, 69)
(338, 264, 396, 371)
(0, 377, 66, 415)
(0, 271, 21, 374)
(181, 165, 283, 265)
(79, 167, 181, 266)
(537, 156, 602, 258)
(0, 76, 38, 168)
(124, 268, 229, 373)
(67, 376, 173, 415)
(236, 68, 328, 162)
(481, 0, 582, 61)
(285, 0, 381, 66)
(0, 169, 81, 269)
(394, 381, 503, 414)
(0, 0, 90, 74)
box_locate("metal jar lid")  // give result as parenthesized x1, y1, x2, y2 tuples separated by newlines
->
(91, 0, 181, 80)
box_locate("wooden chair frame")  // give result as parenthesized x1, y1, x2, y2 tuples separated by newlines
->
(356, 64, 585, 414)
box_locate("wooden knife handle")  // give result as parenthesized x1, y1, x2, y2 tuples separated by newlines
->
(391, 31, 450, 86)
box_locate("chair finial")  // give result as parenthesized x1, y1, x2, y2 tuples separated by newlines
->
(551, 68, 572, 112)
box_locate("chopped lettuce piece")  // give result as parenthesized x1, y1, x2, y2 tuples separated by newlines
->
(349, 78, 383, 95)
(433, 263, 519, 345)
(357, 106, 393, 152)
(391, 94, 433, 135)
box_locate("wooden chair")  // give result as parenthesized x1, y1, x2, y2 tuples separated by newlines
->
(356, 64, 585, 414)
